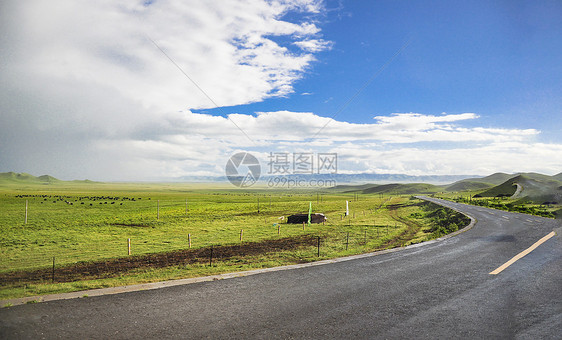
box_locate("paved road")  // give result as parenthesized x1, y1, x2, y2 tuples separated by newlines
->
(1, 197, 561, 339)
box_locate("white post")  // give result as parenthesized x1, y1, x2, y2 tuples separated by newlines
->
(346, 200, 349, 216)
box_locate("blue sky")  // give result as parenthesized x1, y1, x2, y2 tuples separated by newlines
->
(1, 0, 561, 181)
(200, 0, 562, 139)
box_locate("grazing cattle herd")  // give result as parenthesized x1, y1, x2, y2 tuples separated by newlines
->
(14, 194, 145, 206)
(14, 194, 330, 223)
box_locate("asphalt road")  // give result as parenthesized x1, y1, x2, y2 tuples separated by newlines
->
(1, 197, 561, 339)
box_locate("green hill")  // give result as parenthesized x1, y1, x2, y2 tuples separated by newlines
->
(477, 177, 520, 198)
(476, 174, 562, 204)
(516, 172, 560, 182)
(450, 172, 514, 186)
(36, 175, 60, 183)
(445, 180, 493, 192)
(331, 183, 380, 192)
(0, 172, 61, 184)
(361, 183, 441, 195)
(0, 172, 35, 182)
(550, 172, 562, 182)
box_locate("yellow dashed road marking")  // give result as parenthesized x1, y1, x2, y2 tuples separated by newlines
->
(490, 231, 556, 275)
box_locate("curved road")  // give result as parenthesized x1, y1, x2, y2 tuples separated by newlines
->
(1, 197, 561, 339)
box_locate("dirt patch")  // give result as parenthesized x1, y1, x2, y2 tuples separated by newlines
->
(0, 235, 317, 285)
(112, 223, 152, 228)
(383, 206, 425, 248)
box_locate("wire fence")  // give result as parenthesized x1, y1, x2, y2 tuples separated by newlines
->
(1, 195, 425, 286)
(1, 221, 414, 286)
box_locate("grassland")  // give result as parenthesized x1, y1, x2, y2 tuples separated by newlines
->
(335, 171, 562, 219)
(0, 179, 462, 300)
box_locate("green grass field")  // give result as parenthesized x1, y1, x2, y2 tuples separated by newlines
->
(0, 181, 463, 300)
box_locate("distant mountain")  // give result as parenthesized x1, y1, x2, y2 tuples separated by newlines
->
(0, 172, 96, 185)
(444, 181, 493, 192)
(329, 172, 562, 200)
(476, 174, 562, 204)
(361, 183, 441, 195)
(451, 172, 514, 186)
(179, 173, 476, 184)
(331, 182, 442, 195)
(476, 176, 521, 198)
(331, 183, 378, 191)
(37, 175, 60, 183)
(0, 172, 61, 184)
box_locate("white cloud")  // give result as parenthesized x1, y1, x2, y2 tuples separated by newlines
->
(1, 1, 560, 181)
(0, 0, 332, 180)
(294, 39, 334, 52)
(201, 111, 537, 144)
(373, 112, 478, 129)
(2, 0, 329, 112)
(333, 142, 562, 177)
(78, 110, 560, 179)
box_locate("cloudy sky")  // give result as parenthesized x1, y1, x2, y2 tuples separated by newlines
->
(1, 0, 561, 181)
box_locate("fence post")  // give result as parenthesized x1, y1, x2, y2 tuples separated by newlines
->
(346, 232, 349, 250)
(240, 229, 244, 242)
(188, 233, 192, 248)
(52, 257, 55, 283)
(278, 225, 280, 235)
(317, 236, 321, 256)
(128, 238, 131, 255)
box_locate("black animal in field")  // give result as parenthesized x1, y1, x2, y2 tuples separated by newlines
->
(287, 213, 326, 224)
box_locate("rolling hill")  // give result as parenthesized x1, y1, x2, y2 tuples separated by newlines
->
(361, 183, 441, 195)
(553, 172, 562, 182)
(331, 183, 442, 195)
(0, 172, 61, 184)
(475, 174, 562, 204)
(448, 172, 514, 187)
(330, 172, 562, 201)
(0, 172, 97, 185)
(444, 181, 494, 192)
